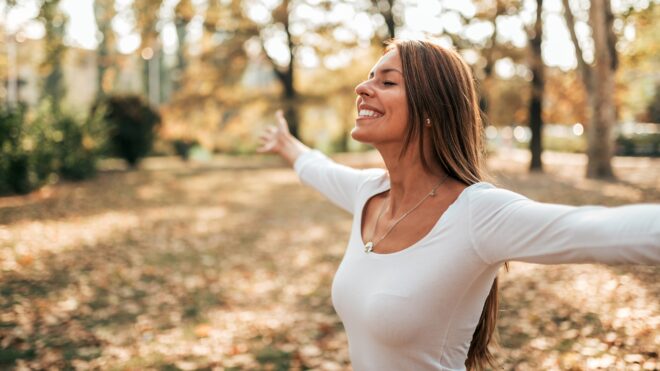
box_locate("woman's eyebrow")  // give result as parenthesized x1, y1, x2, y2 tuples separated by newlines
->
(368, 68, 403, 78)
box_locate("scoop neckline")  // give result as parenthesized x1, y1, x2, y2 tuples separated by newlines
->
(357, 180, 488, 258)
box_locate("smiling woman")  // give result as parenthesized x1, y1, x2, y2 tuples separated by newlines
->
(352, 49, 408, 145)
(257, 39, 660, 371)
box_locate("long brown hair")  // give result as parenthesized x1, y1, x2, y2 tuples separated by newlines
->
(387, 39, 500, 370)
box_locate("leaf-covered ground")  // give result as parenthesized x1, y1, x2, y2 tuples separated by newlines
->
(1, 149, 658, 370)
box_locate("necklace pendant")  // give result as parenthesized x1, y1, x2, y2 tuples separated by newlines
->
(364, 241, 374, 253)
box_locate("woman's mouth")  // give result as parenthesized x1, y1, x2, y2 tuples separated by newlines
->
(357, 109, 384, 119)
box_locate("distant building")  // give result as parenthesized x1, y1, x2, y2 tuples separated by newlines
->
(4, 36, 144, 111)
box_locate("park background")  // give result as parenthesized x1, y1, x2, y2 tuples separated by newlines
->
(1, 0, 659, 369)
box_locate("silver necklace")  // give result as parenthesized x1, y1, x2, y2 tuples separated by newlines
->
(364, 174, 450, 253)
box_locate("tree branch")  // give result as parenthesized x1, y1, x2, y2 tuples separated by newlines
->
(561, 0, 591, 90)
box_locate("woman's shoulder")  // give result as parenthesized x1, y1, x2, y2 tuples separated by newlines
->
(462, 182, 529, 209)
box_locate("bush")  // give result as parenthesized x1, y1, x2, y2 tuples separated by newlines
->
(30, 101, 107, 182)
(0, 104, 48, 195)
(0, 102, 106, 195)
(172, 138, 199, 161)
(616, 133, 660, 157)
(95, 95, 161, 167)
(52, 111, 106, 180)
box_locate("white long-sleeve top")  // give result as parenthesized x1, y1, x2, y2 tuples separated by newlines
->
(293, 150, 660, 371)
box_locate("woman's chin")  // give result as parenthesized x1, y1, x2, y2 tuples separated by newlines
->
(350, 127, 371, 144)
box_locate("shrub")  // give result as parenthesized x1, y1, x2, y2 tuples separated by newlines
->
(616, 133, 660, 157)
(53, 111, 106, 180)
(0, 104, 49, 195)
(95, 95, 161, 167)
(29, 101, 107, 182)
(172, 138, 199, 161)
(0, 102, 106, 195)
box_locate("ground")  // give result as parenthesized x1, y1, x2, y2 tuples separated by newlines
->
(0, 149, 658, 370)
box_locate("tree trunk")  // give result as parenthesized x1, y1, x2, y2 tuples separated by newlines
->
(279, 59, 299, 139)
(173, 21, 187, 92)
(370, 0, 396, 42)
(528, 0, 544, 172)
(586, 0, 615, 179)
(561, 0, 591, 90)
(94, 0, 115, 99)
(38, 0, 67, 111)
(265, 0, 300, 139)
(173, 0, 192, 92)
(96, 41, 109, 99)
(382, 0, 396, 39)
(480, 0, 503, 123)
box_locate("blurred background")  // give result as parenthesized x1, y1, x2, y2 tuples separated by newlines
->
(1, 0, 659, 370)
(1, 0, 658, 190)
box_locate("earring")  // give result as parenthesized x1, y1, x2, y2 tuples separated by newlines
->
(425, 118, 432, 127)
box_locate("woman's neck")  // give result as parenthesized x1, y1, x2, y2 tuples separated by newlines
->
(376, 142, 449, 216)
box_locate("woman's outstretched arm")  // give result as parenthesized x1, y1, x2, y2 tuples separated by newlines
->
(257, 110, 383, 214)
(467, 185, 660, 265)
(257, 110, 311, 165)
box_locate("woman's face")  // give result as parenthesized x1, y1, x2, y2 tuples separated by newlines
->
(351, 49, 409, 145)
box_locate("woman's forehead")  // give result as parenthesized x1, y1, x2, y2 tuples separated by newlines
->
(370, 49, 402, 76)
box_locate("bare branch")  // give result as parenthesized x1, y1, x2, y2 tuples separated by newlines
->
(561, 0, 591, 90)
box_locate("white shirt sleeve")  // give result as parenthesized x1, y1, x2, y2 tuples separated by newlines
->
(294, 150, 381, 214)
(467, 184, 660, 265)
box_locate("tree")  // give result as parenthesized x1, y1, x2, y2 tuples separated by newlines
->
(419, 1, 527, 124)
(562, 0, 618, 179)
(262, 0, 300, 138)
(370, 0, 400, 41)
(477, 0, 505, 119)
(648, 83, 660, 123)
(133, 0, 165, 104)
(527, 0, 544, 171)
(93, 0, 116, 99)
(255, 0, 363, 141)
(173, 0, 194, 92)
(470, 0, 527, 123)
(616, 2, 659, 122)
(37, 0, 68, 111)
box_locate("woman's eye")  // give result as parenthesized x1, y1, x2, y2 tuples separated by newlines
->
(383, 81, 396, 86)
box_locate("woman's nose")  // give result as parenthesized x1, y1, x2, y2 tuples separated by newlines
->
(355, 80, 372, 97)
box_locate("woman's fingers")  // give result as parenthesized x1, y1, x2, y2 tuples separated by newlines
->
(256, 133, 274, 151)
(257, 125, 278, 153)
(257, 110, 289, 154)
(256, 143, 273, 153)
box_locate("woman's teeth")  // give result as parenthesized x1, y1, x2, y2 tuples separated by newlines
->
(358, 109, 383, 118)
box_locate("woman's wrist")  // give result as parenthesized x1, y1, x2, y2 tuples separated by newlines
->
(280, 135, 310, 166)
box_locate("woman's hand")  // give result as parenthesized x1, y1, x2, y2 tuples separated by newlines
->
(257, 110, 292, 155)
(257, 109, 310, 166)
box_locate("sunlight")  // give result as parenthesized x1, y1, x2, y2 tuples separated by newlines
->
(60, 0, 97, 49)
(0, 0, 611, 69)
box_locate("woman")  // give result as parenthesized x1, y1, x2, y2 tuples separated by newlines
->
(257, 39, 660, 370)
